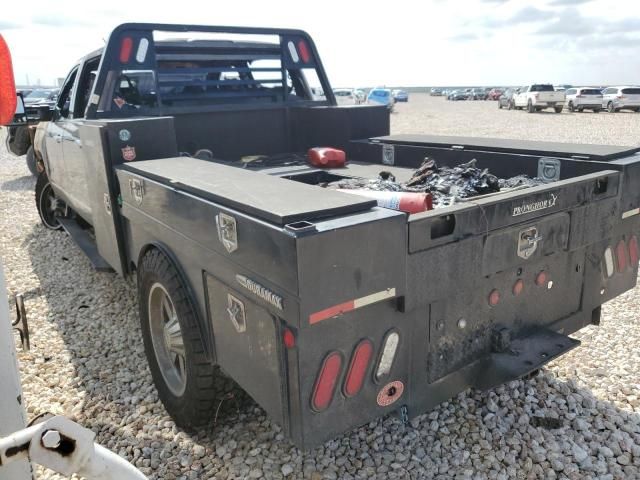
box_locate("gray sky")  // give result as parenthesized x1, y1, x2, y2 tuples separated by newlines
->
(2, 0, 639, 87)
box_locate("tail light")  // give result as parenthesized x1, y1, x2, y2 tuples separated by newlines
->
(535, 271, 547, 286)
(283, 328, 295, 349)
(119, 36, 133, 63)
(513, 279, 524, 296)
(629, 236, 639, 266)
(488, 289, 500, 306)
(603, 247, 615, 278)
(344, 340, 373, 397)
(311, 352, 342, 411)
(616, 240, 628, 272)
(376, 331, 399, 379)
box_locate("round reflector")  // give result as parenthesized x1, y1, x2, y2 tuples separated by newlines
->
(283, 328, 295, 349)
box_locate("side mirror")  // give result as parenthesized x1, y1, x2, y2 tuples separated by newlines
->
(0, 34, 16, 125)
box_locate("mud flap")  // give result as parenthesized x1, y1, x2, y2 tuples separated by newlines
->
(475, 328, 580, 391)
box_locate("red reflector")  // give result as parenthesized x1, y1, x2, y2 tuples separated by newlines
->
(513, 279, 524, 296)
(488, 289, 500, 306)
(120, 36, 133, 63)
(311, 352, 342, 411)
(344, 340, 373, 397)
(629, 236, 639, 266)
(535, 271, 547, 286)
(616, 240, 628, 272)
(297, 40, 311, 63)
(283, 328, 295, 349)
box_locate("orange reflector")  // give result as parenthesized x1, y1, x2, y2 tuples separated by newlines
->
(488, 289, 500, 306)
(629, 236, 639, 267)
(297, 40, 311, 63)
(513, 279, 524, 296)
(283, 328, 295, 349)
(119, 36, 133, 63)
(616, 240, 628, 272)
(344, 340, 373, 397)
(535, 271, 547, 286)
(311, 352, 342, 411)
(0, 35, 16, 125)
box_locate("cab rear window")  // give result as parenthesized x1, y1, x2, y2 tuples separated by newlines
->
(622, 88, 640, 95)
(581, 89, 602, 95)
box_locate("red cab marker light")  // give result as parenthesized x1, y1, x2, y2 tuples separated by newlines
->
(283, 328, 295, 349)
(297, 40, 311, 63)
(120, 36, 133, 63)
(311, 352, 342, 412)
(344, 340, 373, 397)
(535, 271, 547, 286)
(513, 279, 524, 296)
(616, 240, 628, 272)
(629, 236, 639, 266)
(488, 289, 500, 306)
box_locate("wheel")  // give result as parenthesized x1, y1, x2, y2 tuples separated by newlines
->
(35, 173, 64, 230)
(607, 102, 615, 113)
(7, 126, 30, 156)
(635, 108, 640, 113)
(498, 101, 502, 109)
(527, 100, 535, 113)
(577, 107, 584, 112)
(138, 249, 228, 429)
(568, 101, 575, 112)
(593, 108, 601, 113)
(508, 100, 514, 110)
(26, 146, 38, 176)
(554, 106, 563, 113)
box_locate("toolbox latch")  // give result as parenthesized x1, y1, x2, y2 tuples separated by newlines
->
(517, 226, 542, 259)
(216, 212, 238, 253)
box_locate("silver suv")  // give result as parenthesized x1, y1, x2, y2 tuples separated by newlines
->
(602, 86, 640, 113)
(565, 87, 603, 113)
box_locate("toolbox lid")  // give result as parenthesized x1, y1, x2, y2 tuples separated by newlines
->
(371, 134, 640, 161)
(118, 157, 376, 226)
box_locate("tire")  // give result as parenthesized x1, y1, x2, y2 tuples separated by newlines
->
(138, 249, 229, 429)
(635, 108, 640, 113)
(508, 100, 514, 110)
(8, 126, 30, 156)
(26, 146, 38, 176)
(498, 102, 502, 109)
(577, 107, 584, 113)
(594, 108, 601, 113)
(607, 102, 615, 113)
(35, 173, 63, 230)
(568, 102, 575, 112)
(527, 100, 535, 113)
(554, 106, 563, 113)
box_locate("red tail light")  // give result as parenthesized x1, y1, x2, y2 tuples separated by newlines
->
(119, 36, 133, 63)
(629, 236, 639, 266)
(283, 328, 295, 349)
(513, 279, 524, 296)
(535, 271, 547, 286)
(297, 40, 311, 63)
(344, 340, 373, 397)
(311, 352, 342, 411)
(488, 289, 500, 306)
(616, 240, 628, 272)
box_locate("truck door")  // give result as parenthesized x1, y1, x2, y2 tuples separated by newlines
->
(45, 66, 78, 191)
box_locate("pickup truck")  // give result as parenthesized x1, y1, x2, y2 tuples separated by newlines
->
(513, 84, 565, 113)
(22, 23, 640, 449)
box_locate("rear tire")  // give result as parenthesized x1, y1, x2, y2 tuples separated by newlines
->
(607, 102, 616, 113)
(35, 173, 63, 230)
(508, 100, 514, 110)
(527, 100, 535, 113)
(138, 248, 231, 429)
(568, 101, 575, 112)
(498, 102, 502, 109)
(554, 106, 563, 113)
(593, 108, 601, 113)
(26, 146, 38, 176)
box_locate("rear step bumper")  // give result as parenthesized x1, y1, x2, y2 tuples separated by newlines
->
(475, 328, 580, 391)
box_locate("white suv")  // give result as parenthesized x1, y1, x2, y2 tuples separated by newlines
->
(602, 86, 640, 113)
(565, 87, 603, 113)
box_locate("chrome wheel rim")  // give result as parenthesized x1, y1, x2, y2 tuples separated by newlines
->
(148, 283, 187, 396)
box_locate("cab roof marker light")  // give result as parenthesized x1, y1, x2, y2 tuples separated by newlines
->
(287, 41, 299, 63)
(604, 247, 615, 278)
(136, 38, 149, 63)
(376, 331, 399, 380)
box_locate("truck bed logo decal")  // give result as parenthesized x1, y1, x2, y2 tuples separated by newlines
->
(512, 192, 558, 217)
(118, 129, 131, 142)
(122, 146, 136, 162)
(236, 275, 283, 310)
(309, 288, 396, 325)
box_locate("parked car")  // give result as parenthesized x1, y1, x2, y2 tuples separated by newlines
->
(497, 88, 515, 109)
(601, 86, 640, 113)
(333, 88, 363, 105)
(449, 90, 468, 101)
(392, 89, 409, 102)
(354, 89, 366, 104)
(430, 88, 443, 96)
(469, 88, 487, 100)
(367, 87, 394, 111)
(23, 88, 58, 107)
(565, 87, 603, 113)
(488, 88, 503, 101)
(512, 84, 565, 113)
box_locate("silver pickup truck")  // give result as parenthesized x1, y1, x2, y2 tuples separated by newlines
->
(513, 84, 566, 113)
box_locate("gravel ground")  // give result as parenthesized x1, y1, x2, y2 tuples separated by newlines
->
(2, 94, 640, 479)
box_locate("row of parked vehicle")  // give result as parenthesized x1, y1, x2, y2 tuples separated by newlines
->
(330, 87, 409, 111)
